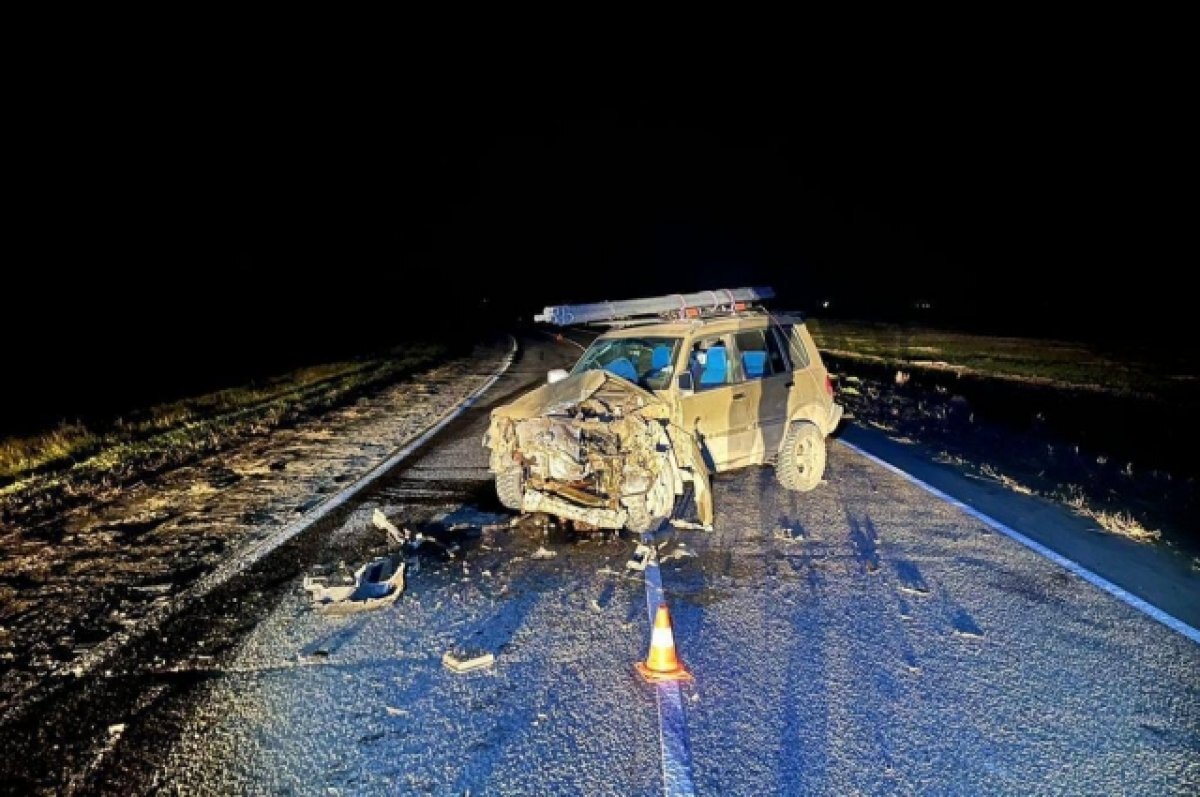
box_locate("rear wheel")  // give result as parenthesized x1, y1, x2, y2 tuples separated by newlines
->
(495, 468, 524, 511)
(776, 421, 826, 492)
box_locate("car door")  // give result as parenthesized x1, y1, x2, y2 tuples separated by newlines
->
(729, 326, 792, 463)
(677, 333, 751, 471)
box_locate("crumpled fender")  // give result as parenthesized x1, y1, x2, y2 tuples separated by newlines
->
(665, 425, 714, 526)
(491, 370, 661, 421)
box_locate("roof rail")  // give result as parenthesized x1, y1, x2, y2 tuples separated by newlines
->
(534, 287, 775, 327)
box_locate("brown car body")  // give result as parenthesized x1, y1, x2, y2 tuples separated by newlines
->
(485, 312, 842, 531)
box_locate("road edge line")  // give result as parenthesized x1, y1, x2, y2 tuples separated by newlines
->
(201, 334, 518, 585)
(1, 336, 519, 728)
(641, 541, 698, 797)
(839, 439, 1200, 646)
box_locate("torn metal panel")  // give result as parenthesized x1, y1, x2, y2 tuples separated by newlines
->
(521, 487, 627, 529)
(665, 425, 714, 527)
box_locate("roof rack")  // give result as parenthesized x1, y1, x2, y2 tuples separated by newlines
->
(534, 287, 775, 327)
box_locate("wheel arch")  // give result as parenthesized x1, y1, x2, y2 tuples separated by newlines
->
(780, 402, 833, 452)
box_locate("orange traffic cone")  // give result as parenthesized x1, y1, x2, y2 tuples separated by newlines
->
(636, 604, 693, 683)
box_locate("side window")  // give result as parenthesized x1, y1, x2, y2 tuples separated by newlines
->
(733, 329, 785, 380)
(776, 324, 810, 369)
(689, 336, 731, 390)
(764, 329, 787, 374)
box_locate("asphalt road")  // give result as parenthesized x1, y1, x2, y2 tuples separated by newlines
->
(31, 337, 1200, 794)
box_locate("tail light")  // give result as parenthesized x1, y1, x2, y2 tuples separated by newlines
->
(824, 374, 834, 397)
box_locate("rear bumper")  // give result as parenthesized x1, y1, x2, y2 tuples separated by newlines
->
(826, 402, 845, 435)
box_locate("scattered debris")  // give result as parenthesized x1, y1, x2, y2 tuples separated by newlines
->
(626, 543, 654, 571)
(372, 509, 407, 546)
(530, 546, 558, 560)
(303, 557, 406, 615)
(773, 526, 804, 543)
(130, 583, 173, 596)
(669, 519, 713, 531)
(659, 542, 697, 563)
(442, 651, 495, 673)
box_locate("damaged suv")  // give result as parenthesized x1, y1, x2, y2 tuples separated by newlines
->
(484, 292, 842, 531)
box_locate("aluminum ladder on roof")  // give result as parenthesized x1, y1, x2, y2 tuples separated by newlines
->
(534, 287, 775, 326)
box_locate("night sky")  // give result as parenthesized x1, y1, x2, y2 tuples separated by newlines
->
(7, 53, 1190, 431)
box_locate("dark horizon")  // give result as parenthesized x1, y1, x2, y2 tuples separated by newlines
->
(7, 65, 1192, 432)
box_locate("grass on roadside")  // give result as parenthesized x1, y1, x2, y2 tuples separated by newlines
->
(0, 345, 444, 496)
(807, 319, 1187, 399)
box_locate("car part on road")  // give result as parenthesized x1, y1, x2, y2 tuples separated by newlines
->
(303, 557, 406, 615)
(372, 508, 407, 546)
(442, 651, 495, 673)
(626, 543, 654, 571)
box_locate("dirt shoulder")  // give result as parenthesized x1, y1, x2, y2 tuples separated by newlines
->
(0, 340, 512, 721)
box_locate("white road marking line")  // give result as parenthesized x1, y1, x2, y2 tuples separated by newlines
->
(2, 337, 520, 727)
(641, 540, 698, 796)
(839, 439, 1200, 646)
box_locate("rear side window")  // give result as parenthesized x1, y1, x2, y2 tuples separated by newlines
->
(776, 324, 811, 369)
(733, 329, 787, 379)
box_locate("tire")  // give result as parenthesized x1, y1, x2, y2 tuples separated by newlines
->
(776, 421, 826, 492)
(495, 468, 524, 511)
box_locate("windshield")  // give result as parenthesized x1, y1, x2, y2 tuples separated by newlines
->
(571, 336, 682, 390)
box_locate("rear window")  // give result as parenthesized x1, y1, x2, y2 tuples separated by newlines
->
(776, 324, 811, 369)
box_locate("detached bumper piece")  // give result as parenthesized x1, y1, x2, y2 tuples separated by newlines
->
(303, 556, 406, 616)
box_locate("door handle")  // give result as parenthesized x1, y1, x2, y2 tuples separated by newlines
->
(732, 392, 746, 400)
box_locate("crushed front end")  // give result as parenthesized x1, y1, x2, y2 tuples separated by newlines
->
(484, 371, 711, 531)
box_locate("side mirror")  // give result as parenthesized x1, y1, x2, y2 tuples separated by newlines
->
(677, 372, 694, 395)
(547, 368, 569, 384)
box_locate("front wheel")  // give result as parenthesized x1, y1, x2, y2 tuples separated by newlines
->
(775, 421, 826, 492)
(625, 499, 669, 534)
(495, 468, 524, 511)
